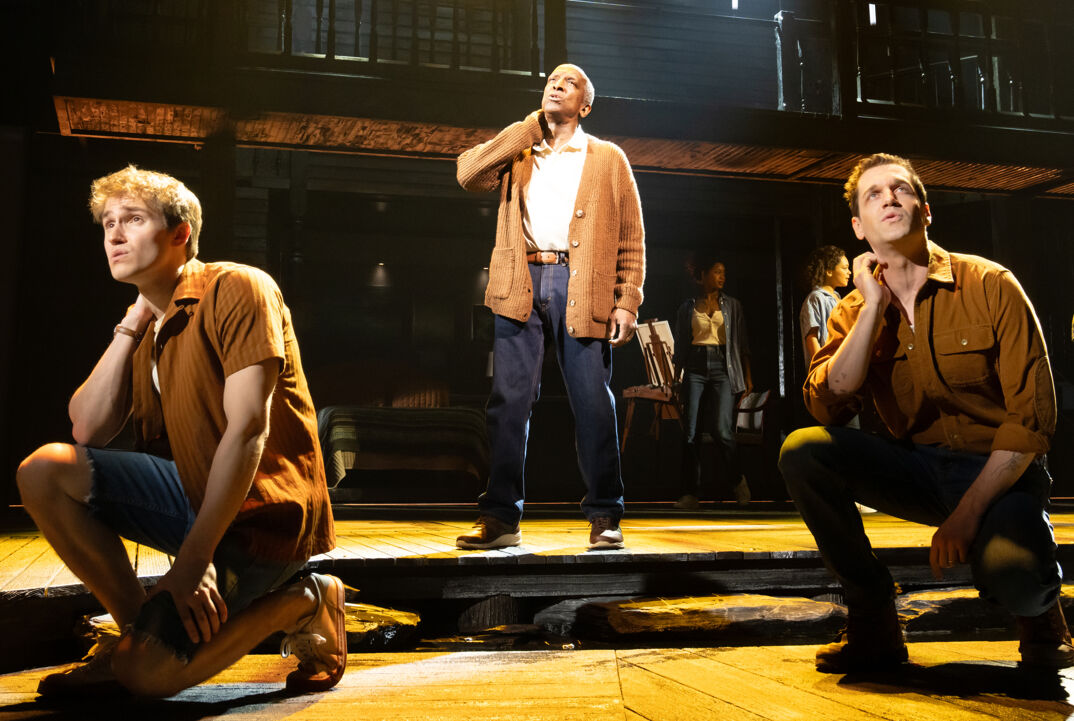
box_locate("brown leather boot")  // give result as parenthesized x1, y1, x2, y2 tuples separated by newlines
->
(815, 601, 908, 673)
(1017, 601, 1074, 668)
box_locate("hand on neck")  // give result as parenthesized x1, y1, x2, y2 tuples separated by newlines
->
(137, 264, 185, 321)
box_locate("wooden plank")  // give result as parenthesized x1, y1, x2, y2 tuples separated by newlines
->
(3, 513, 1074, 596)
(695, 644, 1013, 721)
(619, 647, 887, 721)
(617, 655, 769, 720)
(329, 532, 397, 561)
(133, 544, 174, 580)
(0, 537, 55, 593)
(0, 534, 37, 565)
(2, 643, 1070, 718)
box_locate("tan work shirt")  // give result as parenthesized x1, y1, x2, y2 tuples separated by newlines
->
(130, 260, 335, 561)
(805, 241, 1055, 456)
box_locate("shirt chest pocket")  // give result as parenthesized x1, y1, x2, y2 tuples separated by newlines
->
(933, 324, 995, 387)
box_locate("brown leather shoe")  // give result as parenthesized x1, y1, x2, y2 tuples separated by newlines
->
(37, 636, 127, 698)
(815, 601, 908, 673)
(456, 516, 521, 550)
(587, 515, 624, 550)
(1017, 601, 1074, 668)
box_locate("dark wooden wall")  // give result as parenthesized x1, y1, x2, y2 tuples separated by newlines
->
(4, 128, 1074, 506)
(3, 0, 1074, 506)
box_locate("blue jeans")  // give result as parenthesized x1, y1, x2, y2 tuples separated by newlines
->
(480, 262, 624, 525)
(84, 447, 306, 661)
(680, 345, 740, 495)
(779, 426, 1062, 615)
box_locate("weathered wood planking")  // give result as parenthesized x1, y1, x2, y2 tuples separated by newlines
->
(49, 96, 1068, 196)
(2, 641, 1073, 719)
(5, 513, 1074, 602)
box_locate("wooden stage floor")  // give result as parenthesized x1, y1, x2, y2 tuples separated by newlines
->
(4, 511, 1074, 719)
(4, 510, 1074, 601)
(2, 641, 1073, 720)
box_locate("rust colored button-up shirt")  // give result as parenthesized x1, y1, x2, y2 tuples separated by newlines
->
(805, 241, 1056, 456)
(130, 260, 335, 562)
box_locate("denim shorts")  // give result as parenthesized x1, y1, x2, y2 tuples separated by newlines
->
(83, 447, 306, 662)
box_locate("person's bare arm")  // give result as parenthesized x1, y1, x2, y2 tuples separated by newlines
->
(69, 295, 155, 446)
(146, 359, 278, 643)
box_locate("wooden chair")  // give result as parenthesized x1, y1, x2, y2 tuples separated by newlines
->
(735, 389, 771, 446)
(621, 319, 681, 452)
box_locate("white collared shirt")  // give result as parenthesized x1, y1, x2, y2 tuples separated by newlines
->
(522, 126, 588, 252)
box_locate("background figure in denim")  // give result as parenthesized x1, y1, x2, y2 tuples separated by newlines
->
(779, 152, 1067, 674)
(799, 245, 850, 364)
(455, 64, 646, 551)
(672, 258, 752, 510)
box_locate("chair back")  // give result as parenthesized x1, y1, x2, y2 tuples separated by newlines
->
(736, 389, 771, 442)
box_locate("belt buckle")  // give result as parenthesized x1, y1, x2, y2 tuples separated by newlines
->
(538, 251, 559, 264)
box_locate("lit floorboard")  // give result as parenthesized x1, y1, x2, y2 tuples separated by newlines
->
(5, 512, 1074, 597)
(1, 641, 1072, 720)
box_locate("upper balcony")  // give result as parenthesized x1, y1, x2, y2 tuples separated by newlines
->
(43, 0, 1074, 198)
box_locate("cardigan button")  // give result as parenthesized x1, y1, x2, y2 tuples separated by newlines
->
(568, 326, 575, 334)
(960, 338, 968, 346)
(575, 209, 584, 218)
(571, 240, 579, 247)
(569, 299, 576, 307)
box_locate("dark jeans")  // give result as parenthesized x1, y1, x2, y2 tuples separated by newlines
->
(680, 345, 741, 495)
(480, 262, 624, 525)
(779, 426, 1062, 615)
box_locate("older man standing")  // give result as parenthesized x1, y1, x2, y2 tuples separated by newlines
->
(456, 64, 645, 550)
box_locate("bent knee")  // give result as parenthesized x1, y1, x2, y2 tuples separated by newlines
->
(16, 443, 88, 506)
(975, 535, 1059, 617)
(112, 636, 188, 698)
(778, 427, 832, 472)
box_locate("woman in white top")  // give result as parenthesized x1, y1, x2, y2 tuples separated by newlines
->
(672, 258, 752, 509)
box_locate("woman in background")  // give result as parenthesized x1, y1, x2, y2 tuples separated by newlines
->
(672, 257, 752, 509)
(799, 245, 874, 513)
(800, 245, 850, 364)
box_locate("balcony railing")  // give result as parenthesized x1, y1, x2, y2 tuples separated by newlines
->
(243, 0, 545, 75)
(57, 0, 1074, 125)
(847, 0, 1071, 119)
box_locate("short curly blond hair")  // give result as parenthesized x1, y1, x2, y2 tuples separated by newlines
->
(89, 165, 202, 260)
(843, 153, 926, 218)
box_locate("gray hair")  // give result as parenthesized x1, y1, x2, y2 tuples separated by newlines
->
(575, 65, 596, 107)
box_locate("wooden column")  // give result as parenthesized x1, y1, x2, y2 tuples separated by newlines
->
(544, 0, 567, 70)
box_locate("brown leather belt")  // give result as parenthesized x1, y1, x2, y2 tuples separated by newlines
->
(526, 250, 569, 265)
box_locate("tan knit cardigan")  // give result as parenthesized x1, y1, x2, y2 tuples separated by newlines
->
(457, 112, 646, 339)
